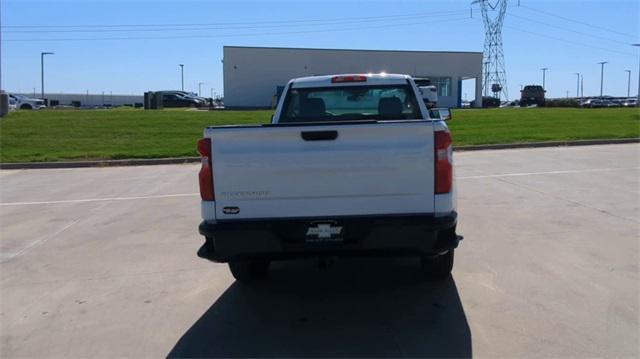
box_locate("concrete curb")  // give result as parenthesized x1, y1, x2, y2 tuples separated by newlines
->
(1, 138, 638, 170)
(454, 137, 640, 152)
(0, 157, 200, 170)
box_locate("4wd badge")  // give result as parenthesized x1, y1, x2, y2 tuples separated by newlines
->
(306, 223, 343, 242)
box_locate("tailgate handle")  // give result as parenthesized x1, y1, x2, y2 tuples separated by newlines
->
(301, 130, 338, 141)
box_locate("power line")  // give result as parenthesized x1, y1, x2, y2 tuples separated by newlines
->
(1, 9, 468, 29)
(3, 12, 467, 34)
(508, 13, 632, 46)
(3, 17, 471, 42)
(519, 4, 638, 39)
(468, 17, 635, 57)
(503, 24, 636, 57)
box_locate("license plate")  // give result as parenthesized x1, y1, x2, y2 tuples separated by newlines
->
(305, 222, 344, 243)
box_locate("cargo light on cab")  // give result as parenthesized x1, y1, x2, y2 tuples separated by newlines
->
(331, 75, 367, 83)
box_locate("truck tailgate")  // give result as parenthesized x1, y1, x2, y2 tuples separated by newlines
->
(208, 121, 435, 220)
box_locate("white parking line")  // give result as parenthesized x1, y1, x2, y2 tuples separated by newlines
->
(1, 166, 637, 206)
(0, 193, 199, 206)
(0, 219, 80, 262)
(458, 166, 639, 179)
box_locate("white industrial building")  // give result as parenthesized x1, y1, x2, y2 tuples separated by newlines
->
(223, 46, 483, 108)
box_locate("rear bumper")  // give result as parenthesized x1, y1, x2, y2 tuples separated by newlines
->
(198, 212, 460, 262)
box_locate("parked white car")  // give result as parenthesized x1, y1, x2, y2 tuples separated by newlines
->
(196, 73, 461, 283)
(8, 96, 17, 111)
(9, 94, 46, 110)
(418, 85, 438, 108)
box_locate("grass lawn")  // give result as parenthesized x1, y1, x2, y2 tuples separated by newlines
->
(0, 107, 638, 162)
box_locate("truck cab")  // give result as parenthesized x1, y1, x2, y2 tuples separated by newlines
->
(196, 74, 460, 283)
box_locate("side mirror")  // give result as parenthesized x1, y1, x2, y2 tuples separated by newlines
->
(431, 108, 452, 121)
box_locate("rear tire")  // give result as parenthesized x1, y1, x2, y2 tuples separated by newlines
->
(228, 259, 270, 283)
(421, 250, 454, 279)
(20, 104, 33, 110)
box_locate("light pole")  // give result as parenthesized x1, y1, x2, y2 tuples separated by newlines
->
(634, 44, 640, 103)
(574, 73, 580, 98)
(598, 61, 607, 98)
(581, 75, 584, 98)
(198, 82, 204, 96)
(41, 52, 54, 100)
(541, 67, 548, 91)
(179, 64, 184, 91)
(624, 70, 631, 97)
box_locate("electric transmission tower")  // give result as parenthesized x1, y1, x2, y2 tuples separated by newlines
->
(473, 0, 509, 100)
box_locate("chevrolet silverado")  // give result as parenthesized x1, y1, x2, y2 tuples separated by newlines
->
(196, 73, 460, 283)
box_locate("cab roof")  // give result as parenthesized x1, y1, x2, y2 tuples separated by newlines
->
(290, 73, 411, 88)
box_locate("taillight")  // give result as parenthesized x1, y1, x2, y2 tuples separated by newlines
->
(434, 131, 453, 194)
(331, 75, 367, 83)
(197, 138, 214, 200)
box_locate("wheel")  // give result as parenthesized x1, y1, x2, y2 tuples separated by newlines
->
(20, 104, 33, 110)
(228, 259, 270, 283)
(421, 250, 454, 279)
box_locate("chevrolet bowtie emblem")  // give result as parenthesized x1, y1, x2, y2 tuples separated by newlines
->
(306, 223, 343, 239)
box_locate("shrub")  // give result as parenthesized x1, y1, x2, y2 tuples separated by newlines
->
(545, 99, 580, 108)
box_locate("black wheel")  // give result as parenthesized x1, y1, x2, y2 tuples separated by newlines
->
(228, 259, 270, 283)
(421, 250, 454, 279)
(20, 104, 33, 110)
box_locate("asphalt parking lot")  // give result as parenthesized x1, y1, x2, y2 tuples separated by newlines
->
(1, 144, 638, 358)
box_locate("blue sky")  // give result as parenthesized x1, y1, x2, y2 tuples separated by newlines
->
(2, 0, 638, 100)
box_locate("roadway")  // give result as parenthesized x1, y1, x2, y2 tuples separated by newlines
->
(1, 144, 638, 357)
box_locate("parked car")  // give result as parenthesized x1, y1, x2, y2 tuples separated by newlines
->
(580, 99, 594, 107)
(418, 85, 438, 108)
(413, 77, 432, 87)
(605, 100, 621, 108)
(161, 93, 205, 108)
(622, 99, 638, 107)
(159, 90, 209, 104)
(196, 73, 461, 283)
(587, 99, 607, 108)
(8, 96, 17, 111)
(471, 96, 500, 108)
(9, 94, 46, 110)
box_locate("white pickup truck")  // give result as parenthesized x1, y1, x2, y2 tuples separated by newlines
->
(197, 74, 460, 283)
(9, 94, 46, 110)
(419, 85, 438, 109)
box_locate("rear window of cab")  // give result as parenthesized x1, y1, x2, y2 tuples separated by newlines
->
(280, 85, 422, 123)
